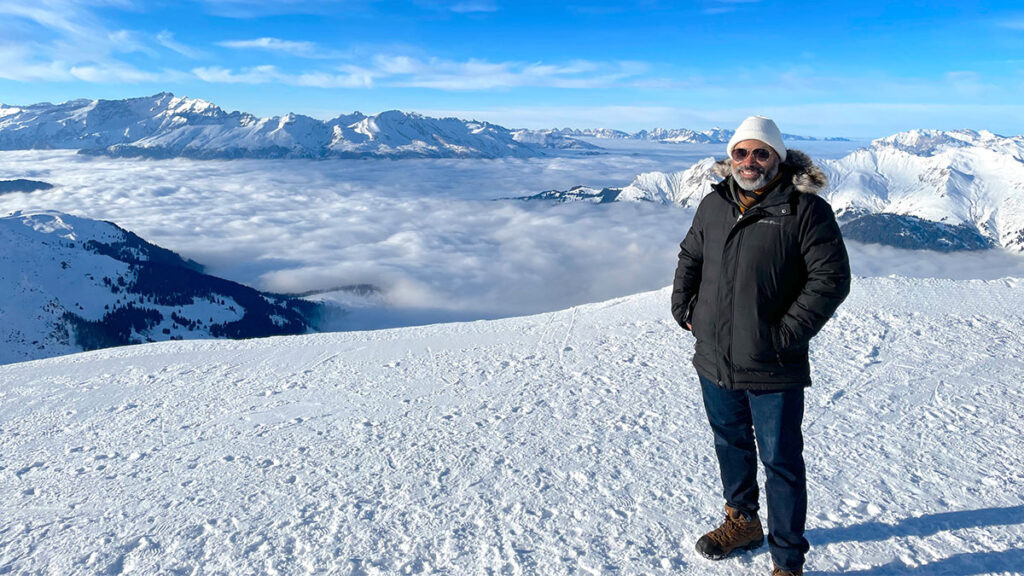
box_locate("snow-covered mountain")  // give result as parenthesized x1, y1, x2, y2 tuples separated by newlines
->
(823, 129, 1024, 251)
(514, 185, 627, 203)
(516, 158, 716, 207)
(522, 127, 847, 144)
(2, 276, 1021, 575)
(636, 126, 737, 144)
(0, 93, 856, 158)
(510, 129, 602, 151)
(522, 130, 1024, 252)
(0, 93, 545, 159)
(0, 211, 325, 365)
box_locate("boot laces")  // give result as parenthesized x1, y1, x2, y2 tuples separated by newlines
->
(708, 513, 749, 546)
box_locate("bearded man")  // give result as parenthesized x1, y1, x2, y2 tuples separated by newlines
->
(671, 116, 851, 576)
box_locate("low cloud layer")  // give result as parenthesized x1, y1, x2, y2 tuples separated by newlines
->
(2, 142, 1021, 331)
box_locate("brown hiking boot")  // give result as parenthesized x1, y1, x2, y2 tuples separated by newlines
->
(695, 505, 764, 560)
(771, 566, 803, 576)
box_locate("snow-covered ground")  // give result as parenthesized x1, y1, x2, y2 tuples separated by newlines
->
(2, 276, 1022, 575)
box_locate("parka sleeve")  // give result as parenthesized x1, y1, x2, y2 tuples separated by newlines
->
(773, 197, 851, 349)
(671, 206, 705, 330)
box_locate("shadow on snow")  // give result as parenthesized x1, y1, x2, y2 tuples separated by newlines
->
(805, 504, 1024, 575)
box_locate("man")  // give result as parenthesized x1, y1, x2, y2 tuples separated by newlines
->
(671, 116, 850, 576)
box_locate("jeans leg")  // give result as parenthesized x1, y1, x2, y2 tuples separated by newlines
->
(699, 374, 759, 516)
(749, 388, 809, 570)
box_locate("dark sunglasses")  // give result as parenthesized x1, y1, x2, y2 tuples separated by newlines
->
(731, 148, 773, 162)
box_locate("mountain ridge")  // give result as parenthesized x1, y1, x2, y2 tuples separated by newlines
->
(0, 93, 855, 159)
(0, 93, 544, 159)
(0, 210, 327, 365)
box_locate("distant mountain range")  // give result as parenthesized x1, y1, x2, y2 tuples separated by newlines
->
(0, 93, 849, 159)
(0, 211, 326, 365)
(514, 127, 849, 144)
(518, 129, 1024, 253)
(0, 93, 543, 159)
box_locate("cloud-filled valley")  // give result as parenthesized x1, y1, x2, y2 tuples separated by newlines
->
(2, 139, 1023, 336)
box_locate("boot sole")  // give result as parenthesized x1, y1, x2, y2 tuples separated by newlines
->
(697, 537, 765, 561)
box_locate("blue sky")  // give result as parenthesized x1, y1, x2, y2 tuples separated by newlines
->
(1, 0, 1022, 137)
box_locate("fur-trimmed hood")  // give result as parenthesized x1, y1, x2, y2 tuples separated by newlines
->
(711, 149, 827, 195)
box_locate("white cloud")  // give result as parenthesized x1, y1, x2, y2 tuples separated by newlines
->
(0, 42, 170, 84)
(450, 1, 498, 13)
(376, 55, 422, 75)
(193, 55, 649, 91)
(193, 64, 282, 84)
(417, 104, 682, 131)
(0, 1, 182, 83)
(107, 29, 156, 55)
(193, 64, 376, 87)
(295, 69, 376, 88)
(157, 30, 207, 59)
(219, 37, 320, 57)
(945, 71, 988, 97)
(847, 241, 1024, 280)
(70, 62, 161, 83)
(0, 46, 75, 82)
(0, 148, 708, 323)
(195, 0, 356, 18)
(372, 55, 649, 90)
(701, 0, 761, 14)
(0, 1, 101, 38)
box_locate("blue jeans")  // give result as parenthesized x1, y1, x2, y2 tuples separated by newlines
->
(699, 373, 810, 570)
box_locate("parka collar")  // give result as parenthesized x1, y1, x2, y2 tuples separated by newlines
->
(711, 149, 827, 196)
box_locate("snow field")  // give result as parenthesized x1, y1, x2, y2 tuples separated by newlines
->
(1, 276, 1022, 575)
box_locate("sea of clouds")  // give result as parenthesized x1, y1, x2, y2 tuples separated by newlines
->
(2, 139, 1022, 330)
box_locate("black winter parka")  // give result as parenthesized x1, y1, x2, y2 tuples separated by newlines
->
(671, 150, 851, 390)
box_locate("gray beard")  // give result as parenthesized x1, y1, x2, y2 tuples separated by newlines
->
(732, 163, 779, 191)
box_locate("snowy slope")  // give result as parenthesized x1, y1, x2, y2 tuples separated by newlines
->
(821, 130, 1024, 251)
(513, 185, 628, 203)
(511, 129, 602, 151)
(0, 94, 543, 159)
(0, 211, 322, 365)
(326, 111, 538, 159)
(517, 158, 716, 207)
(618, 157, 719, 207)
(1, 276, 1022, 575)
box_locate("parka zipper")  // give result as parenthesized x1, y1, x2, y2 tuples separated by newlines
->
(727, 205, 792, 383)
(724, 208, 759, 387)
(729, 227, 742, 387)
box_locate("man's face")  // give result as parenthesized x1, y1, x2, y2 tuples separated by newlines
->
(730, 139, 780, 191)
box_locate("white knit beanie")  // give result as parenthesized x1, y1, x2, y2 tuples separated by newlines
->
(727, 115, 787, 162)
